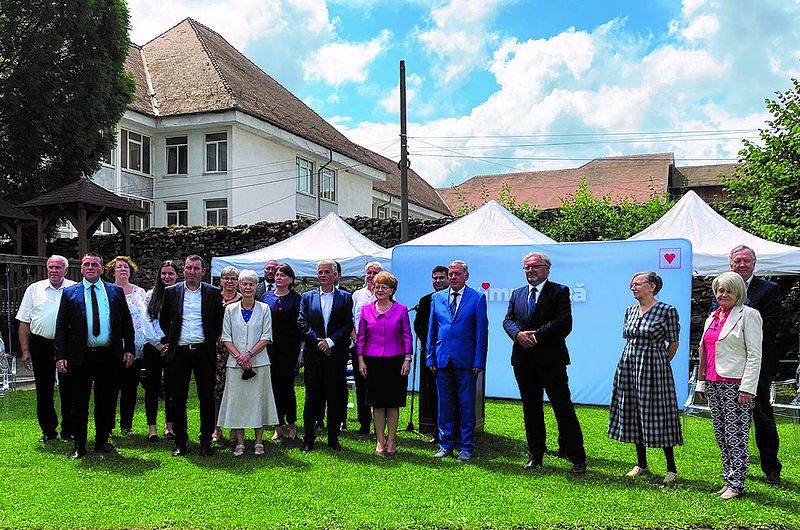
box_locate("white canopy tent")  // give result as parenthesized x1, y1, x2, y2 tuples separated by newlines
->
(211, 212, 390, 277)
(377, 200, 555, 259)
(628, 190, 800, 275)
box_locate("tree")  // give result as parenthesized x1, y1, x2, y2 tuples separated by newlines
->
(0, 0, 134, 203)
(723, 78, 800, 246)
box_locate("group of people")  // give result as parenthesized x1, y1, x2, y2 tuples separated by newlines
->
(16, 243, 783, 497)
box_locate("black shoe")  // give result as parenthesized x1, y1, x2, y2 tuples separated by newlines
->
(39, 434, 57, 443)
(523, 458, 542, 470)
(765, 474, 781, 486)
(548, 448, 568, 459)
(94, 442, 117, 454)
(172, 444, 188, 456)
(328, 440, 343, 451)
(199, 443, 215, 457)
(69, 447, 87, 459)
(315, 420, 325, 431)
(163, 431, 176, 440)
(571, 463, 587, 475)
(60, 432, 74, 441)
(356, 425, 370, 437)
(147, 434, 159, 443)
(340, 422, 348, 432)
(301, 441, 315, 452)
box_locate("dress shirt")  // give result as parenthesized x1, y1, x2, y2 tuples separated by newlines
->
(448, 286, 465, 314)
(351, 286, 375, 334)
(319, 288, 337, 349)
(179, 284, 205, 345)
(83, 278, 111, 347)
(143, 289, 165, 346)
(528, 279, 547, 298)
(16, 278, 76, 339)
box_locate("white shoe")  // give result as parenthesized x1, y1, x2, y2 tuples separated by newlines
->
(233, 444, 245, 457)
(254, 443, 265, 456)
(663, 471, 678, 484)
(625, 465, 648, 477)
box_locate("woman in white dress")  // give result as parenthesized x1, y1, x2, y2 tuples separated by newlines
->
(217, 269, 278, 456)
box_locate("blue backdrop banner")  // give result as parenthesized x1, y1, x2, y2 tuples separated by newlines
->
(391, 239, 693, 407)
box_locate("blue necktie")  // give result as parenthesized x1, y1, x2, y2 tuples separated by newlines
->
(527, 286, 537, 318)
(449, 292, 459, 318)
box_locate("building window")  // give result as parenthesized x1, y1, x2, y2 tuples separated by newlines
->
(296, 157, 313, 194)
(120, 129, 151, 174)
(126, 197, 152, 232)
(205, 132, 227, 172)
(390, 210, 400, 220)
(205, 199, 228, 226)
(377, 205, 388, 219)
(166, 201, 188, 226)
(101, 148, 114, 166)
(320, 167, 336, 202)
(166, 136, 188, 175)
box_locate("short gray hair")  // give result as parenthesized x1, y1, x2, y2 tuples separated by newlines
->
(729, 245, 756, 263)
(317, 259, 337, 271)
(522, 252, 551, 267)
(364, 261, 383, 273)
(48, 255, 69, 268)
(238, 269, 259, 285)
(449, 260, 468, 273)
(711, 271, 747, 306)
(219, 265, 239, 278)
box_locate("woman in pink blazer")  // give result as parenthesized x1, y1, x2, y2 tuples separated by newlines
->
(356, 272, 413, 456)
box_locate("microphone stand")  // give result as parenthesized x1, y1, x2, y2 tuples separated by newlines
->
(405, 308, 425, 436)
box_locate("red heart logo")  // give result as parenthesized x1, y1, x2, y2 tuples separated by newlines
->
(664, 253, 676, 264)
(481, 282, 490, 290)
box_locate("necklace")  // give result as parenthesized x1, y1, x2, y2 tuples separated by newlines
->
(222, 292, 239, 304)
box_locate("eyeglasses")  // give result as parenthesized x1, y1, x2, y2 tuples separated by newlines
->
(374, 284, 392, 290)
(220, 277, 237, 282)
(523, 264, 548, 270)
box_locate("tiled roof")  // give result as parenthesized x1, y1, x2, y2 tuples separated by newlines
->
(674, 163, 739, 187)
(438, 153, 675, 212)
(0, 198, 36, 221)
(132, 18, 449, 216)
(18, 179, 149, 215)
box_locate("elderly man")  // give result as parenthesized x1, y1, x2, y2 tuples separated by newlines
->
(54, 253, 135, 459)
(712, 245, 782, 485)
(160, 255, 224, 456)
(17, 255, 76, 443)
(502, 252, 587, 475)
(427, 260, 488, 461)
(255, 260, 280, 299)
(297, 259, 354, 452)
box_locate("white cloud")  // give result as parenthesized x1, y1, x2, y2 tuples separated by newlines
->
(681, 13, 720, 41)
(302, 30, 391, 85)
(379, 73, 423, 113)
(682, 0, 706, 18)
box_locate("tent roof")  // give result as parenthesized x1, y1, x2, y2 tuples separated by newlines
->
(379, 200, 555, 258)
(628, 190, 800, 275)
(211, 213, 389, 277)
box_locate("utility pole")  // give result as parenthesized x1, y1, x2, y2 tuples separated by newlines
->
(399, 60, 409, 243)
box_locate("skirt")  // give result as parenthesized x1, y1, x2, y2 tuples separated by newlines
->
(364, 355, 408, 408)
(217, 365, 279, 429)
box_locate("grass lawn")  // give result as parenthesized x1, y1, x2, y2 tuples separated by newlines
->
(0, 384, 798, 529)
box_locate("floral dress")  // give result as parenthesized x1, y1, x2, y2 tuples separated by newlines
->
(215, 292, 242, 401)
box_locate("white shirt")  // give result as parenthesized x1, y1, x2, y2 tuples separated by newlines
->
(528, 279, 547, 300)
(448, 286, 466, 314)
(16, 278, 76, 339)
(179, 284, 205, 345)
(320, 288, 335, 333)
(351, 286, 375, 334)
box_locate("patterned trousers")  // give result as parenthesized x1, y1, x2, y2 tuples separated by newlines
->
(707, 381, 755, 494)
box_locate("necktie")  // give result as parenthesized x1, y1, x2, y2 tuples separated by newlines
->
(527, 286, 537, 318)
(90, 284, 101, 336)
(268, 283, 275, 292)
(449, 292, 459, 318)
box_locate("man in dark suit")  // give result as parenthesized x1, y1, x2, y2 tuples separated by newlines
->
(297, 259, 354, 451)
(54, 253, 135, 459)
(427, 260, 488, 461)
(413, 265, 448, 442)
(159, 255, 224, 456)
(254, 259, 279, 299)
(713, 245, 782, 484)
(503, 251, 586, 474)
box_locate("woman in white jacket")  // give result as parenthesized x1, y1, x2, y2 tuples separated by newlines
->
(697, 271, 762, 499)
(217, 269, 278, 456)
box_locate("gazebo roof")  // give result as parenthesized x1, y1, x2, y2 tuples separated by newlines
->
(18, 179, 148, 216)
(0, 197, 36, 221)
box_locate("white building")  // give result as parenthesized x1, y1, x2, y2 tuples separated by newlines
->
(88, 18, 450, 234)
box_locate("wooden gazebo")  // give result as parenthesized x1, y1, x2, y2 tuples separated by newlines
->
(17, 179, 149, 257)
(0, 198, 36, 254)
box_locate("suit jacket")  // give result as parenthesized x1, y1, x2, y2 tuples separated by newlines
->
(159, 282, 224, 362)
(502, 281, 573, 367)
(697, 304, 763, 396)
(297, 288, 354, 362)
(54, 281, 134, 366)
(426, 285, 488, 371)
(710, 275, 781, 376)
(413, 292, 434, 352)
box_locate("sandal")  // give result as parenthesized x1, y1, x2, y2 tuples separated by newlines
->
(254, 443, 265, 456)
(233, 444, 245, 457)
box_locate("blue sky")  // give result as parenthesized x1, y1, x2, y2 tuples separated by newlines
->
(129, 0, 800, 188)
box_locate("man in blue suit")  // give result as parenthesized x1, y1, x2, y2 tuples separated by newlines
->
(54, 253, 135, 459)
(298, 259, 354, 452)
(427, 260, 488, 461)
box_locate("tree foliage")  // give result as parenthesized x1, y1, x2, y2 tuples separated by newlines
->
(0, 0, 134, 203)
(723, 78, 800, 246)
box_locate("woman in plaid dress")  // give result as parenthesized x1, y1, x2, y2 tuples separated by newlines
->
(609, 271, 682, 484)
